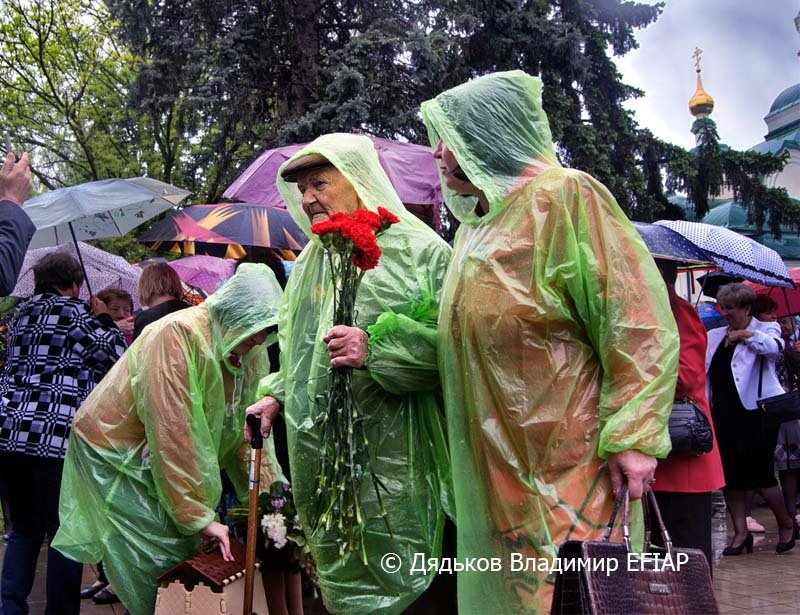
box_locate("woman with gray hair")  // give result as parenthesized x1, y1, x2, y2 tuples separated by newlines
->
(708, 282, 796, 555)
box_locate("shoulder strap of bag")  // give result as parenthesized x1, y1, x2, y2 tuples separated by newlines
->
(759, 355, 764, 398)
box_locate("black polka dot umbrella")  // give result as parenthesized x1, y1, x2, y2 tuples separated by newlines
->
(655, 220, 794, 289)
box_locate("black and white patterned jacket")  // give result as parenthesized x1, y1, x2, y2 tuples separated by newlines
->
(0, 293, 127, 459)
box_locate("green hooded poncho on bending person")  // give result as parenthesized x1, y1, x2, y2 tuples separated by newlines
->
(258, 133, 452, 614)
(421, 71, 679, 613)
(52, 264, 284, 615)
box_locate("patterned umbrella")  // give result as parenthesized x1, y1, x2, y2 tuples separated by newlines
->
(655, 220, 794, 288)
(11, 242, 143, 309)
(21, 177, 190, 294)
(22, 177, 191, 249)
(138, 202, 307, 252)
(632, 221, 714, 266)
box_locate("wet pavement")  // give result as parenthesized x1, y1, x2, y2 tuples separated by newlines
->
(1, 497, 800, 613)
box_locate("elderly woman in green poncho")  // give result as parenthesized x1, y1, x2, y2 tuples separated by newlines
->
(52, 264, 284, 615)
(245, 133, 452, 614)
(421, 71, 680, 613)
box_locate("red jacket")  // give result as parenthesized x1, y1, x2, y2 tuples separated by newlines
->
(654, 289, 725, 493)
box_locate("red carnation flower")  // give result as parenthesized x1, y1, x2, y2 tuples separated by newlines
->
(352, 210, 382, 231)
(377, 207, 399, 225)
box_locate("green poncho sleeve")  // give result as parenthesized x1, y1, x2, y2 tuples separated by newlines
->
(365, 245, 449, 394)
(554, 171, 678, 459)
(130, 320, 220, 535)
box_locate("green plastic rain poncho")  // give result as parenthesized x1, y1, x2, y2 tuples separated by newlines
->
(421, 71, 679, 613)
(260, 133, 452, 614)
(52, 264, 284, 615)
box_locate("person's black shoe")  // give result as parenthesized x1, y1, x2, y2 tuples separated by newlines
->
(80, 582, 108, 599)
(722, 531, 753, 556)
(93, 587, 121, 605)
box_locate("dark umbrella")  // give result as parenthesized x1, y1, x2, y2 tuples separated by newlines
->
(696, 271, 743, 299)
(139, 202, 308, 252)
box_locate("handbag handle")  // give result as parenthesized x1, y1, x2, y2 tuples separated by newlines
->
(602, 484, 631, 552)
(642, 489, 676, 559)
(601, 484, 674, 557)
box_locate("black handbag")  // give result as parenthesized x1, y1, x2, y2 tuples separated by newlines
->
(757, 356, 800, 426)
(550, 486, 719, 615)
(668, 398, 713, 457)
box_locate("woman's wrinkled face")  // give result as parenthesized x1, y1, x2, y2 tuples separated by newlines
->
(106, 298, 132, 322)
(296, 166, 360, 225)
(719, 302, 751, 330)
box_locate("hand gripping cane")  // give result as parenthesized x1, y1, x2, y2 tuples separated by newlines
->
(244, 414, 263, 615)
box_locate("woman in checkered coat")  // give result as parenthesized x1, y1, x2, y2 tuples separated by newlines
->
(0, 252, 127, 615)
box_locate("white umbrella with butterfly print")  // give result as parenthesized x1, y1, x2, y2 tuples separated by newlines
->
(20, 177, 190, 293)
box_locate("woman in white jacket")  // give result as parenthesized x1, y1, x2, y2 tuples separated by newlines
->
(708, 283, 796, 555)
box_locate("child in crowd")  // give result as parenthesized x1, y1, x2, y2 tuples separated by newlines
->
(96, 288, 134, 344)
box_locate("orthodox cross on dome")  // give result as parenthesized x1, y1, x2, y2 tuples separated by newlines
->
(693, 47, 703, 72)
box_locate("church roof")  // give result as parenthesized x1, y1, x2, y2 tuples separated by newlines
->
(767, 83, 800, 118)
(749, 124, 800, 155)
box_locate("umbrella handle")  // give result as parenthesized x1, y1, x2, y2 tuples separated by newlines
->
(68, 222, 92, 296)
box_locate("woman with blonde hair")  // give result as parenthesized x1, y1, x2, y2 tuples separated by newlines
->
(132, 262, 188, 341)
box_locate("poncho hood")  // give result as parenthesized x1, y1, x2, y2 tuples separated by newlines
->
(276, 133, 432, 240)
(204, 263, 282, 363)
(421, 69, 561, 225)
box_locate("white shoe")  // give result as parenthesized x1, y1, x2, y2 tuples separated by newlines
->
(746, 516, 766, 533)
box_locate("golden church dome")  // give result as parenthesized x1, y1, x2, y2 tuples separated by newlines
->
(689, 47, 715, 118)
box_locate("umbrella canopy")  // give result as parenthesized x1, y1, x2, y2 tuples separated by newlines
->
(655, 220, 794, 288)
(11, 242, 143, 309)
(632, 221, 714, 266)
(22, 177, 191, 250)
(168, 255, 237, 295)
(138, 202, 307, 251)
(223, 135, 443, 208)
(745, 267, 800, 319)
(696, 271, 744, 299)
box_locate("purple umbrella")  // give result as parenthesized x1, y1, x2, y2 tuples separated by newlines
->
(169, 255, 237, 295)
(223, 135, 443, 229)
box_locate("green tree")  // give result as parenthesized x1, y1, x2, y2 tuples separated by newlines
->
(0, 0, 155, 188)
(654, 118, 797, 237)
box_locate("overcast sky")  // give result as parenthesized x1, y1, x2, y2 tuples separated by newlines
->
(614, 0, 800, 151)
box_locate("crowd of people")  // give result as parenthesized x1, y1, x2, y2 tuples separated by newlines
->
(0, 69, 796, 615)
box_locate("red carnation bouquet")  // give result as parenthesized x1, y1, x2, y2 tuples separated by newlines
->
(309, 207, 399, 560)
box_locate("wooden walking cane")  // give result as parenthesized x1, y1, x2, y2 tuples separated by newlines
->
(244, 413, 263, 615)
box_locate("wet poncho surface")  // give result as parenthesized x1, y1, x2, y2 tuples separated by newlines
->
(52, 264, 284, 615)
(421, 70, 679, 613)
(260, 133, 452, 614)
